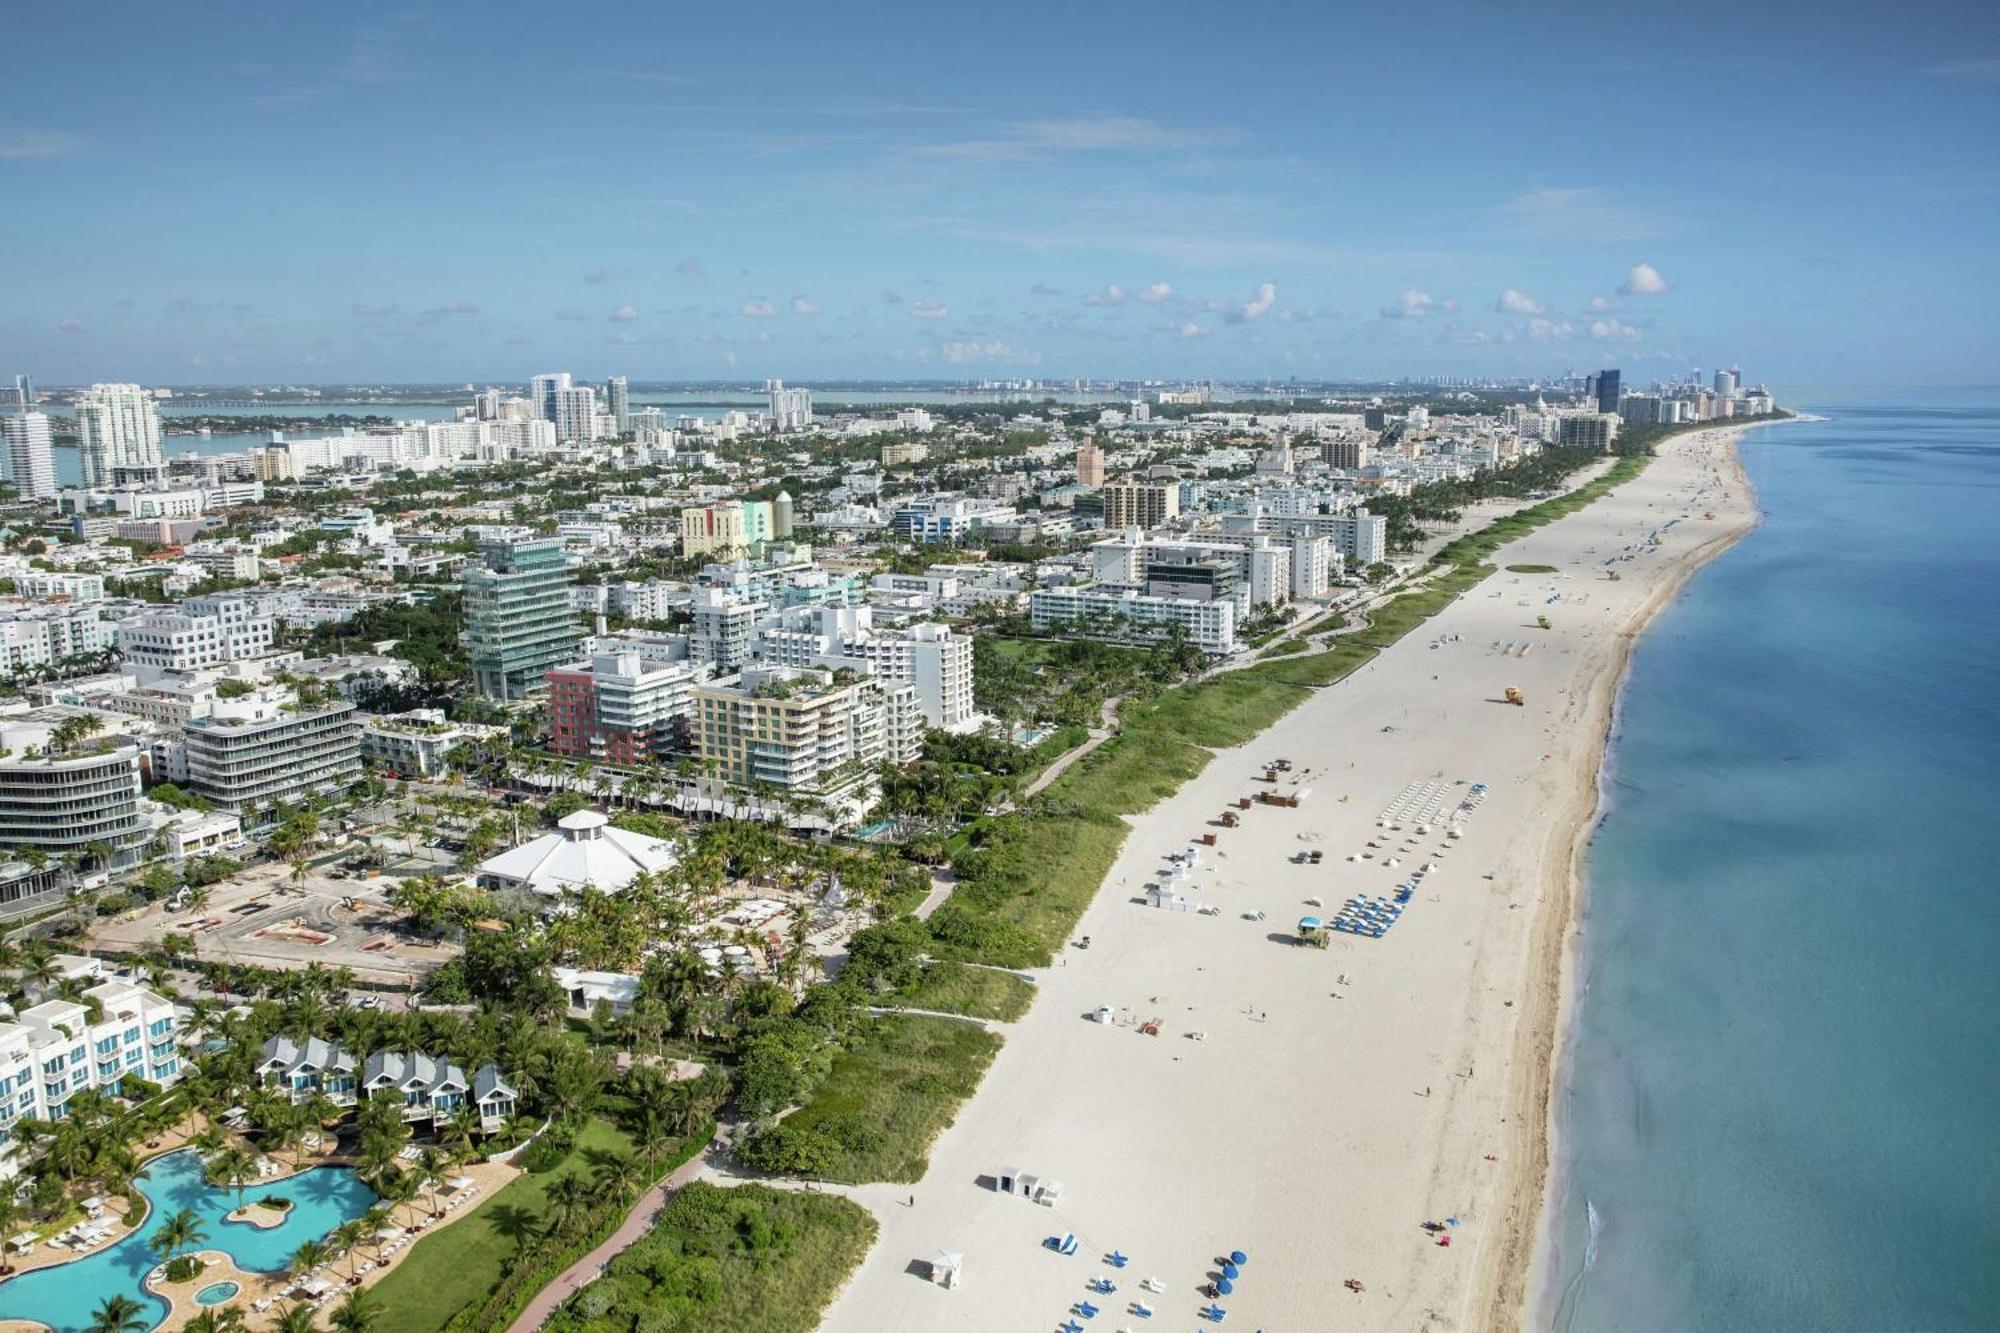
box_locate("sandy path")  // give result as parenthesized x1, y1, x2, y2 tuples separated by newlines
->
(814, 428, 1764, 1333)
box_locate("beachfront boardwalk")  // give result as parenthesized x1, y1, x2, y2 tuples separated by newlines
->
(812, 429, 1760, 1333)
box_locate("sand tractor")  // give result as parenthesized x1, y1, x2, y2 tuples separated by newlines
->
(1503, 687, 1525, 706)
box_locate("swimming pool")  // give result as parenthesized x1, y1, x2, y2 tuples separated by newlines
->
(193, 1282, 238, 1306)
(0, 1148, 377, 1333)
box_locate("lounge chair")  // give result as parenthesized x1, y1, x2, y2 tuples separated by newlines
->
(1076, 1301, 1099, 1318)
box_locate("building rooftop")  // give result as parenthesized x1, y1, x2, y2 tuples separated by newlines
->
(476, 808, 678, 898)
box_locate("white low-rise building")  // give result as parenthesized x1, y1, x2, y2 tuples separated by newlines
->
(1030, 587, 1237, 655)
(0, 981, 182, 1136)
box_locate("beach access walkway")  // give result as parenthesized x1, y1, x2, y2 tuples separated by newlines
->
(505, 1148, 714, 1333)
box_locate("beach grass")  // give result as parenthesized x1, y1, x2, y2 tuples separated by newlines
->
(761, 1014, 1001, 1184)
(542, 1182, 875, 1333)
(373, 1116, 640, 1333)
(897, 960, 1036, 1022)
(1507, 563, 1559, 573)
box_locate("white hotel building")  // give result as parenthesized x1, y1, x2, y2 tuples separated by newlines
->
(0, 980, 182, 1136)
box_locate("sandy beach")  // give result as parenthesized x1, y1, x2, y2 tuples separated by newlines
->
(815, 426, 1763, 1333)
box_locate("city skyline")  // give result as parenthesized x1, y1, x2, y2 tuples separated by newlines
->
(2, 1, 1996, 387)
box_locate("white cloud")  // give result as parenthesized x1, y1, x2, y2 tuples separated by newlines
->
(790, 296, 822, 316)
(1380, 288, 1437, 320)
(1527, 318, 1577, 342)
(909, 300, 950, 318)
(55, 318, 88, 333)
(1620, 262, 1670, 295)
(1490, 187, 1663, 242)
(1585, 295, 1620, 313)
(1926, 58, 2000, 82)
(1589, 318, 1644, 341)
(1236, 282, 1277, 321)
(1496, 288, 1546, 316)
(0, 129, 86, 159)
(940, 340, 1040, 365)
(1083, 283, 1127, 307)
(1179, 321, 1207, 338)
(1136, 282, 1174, 304)
(609, 304, 639, 322)
(741, 300, 778, 317)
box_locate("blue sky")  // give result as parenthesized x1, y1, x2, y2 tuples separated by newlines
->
(3, 1, 1996, 391)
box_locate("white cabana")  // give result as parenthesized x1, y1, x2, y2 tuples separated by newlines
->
(930, 1251, 963, 1289)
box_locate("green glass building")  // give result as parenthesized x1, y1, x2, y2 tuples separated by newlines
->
(462, 530, 582, 701)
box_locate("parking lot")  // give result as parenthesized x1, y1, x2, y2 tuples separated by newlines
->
(90, 859, 454, 987)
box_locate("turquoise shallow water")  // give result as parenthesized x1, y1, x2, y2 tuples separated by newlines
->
(0, 1149, 376, 1332)
(1541, 394, 2000, 1331)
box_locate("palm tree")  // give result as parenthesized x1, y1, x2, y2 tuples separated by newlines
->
(331, 1219, 368, 1282)
(85, 1296, 149, 1333)
(207, 1144, 257, 1205)
(289, 1237, 330, 1282)
(150, 1206, 209, 1266)
(272, 1302, 320, 1333)
(542, 1173, 595, 1238)
(328, 1290, 381, 1333)
(591, 1149, 640, 1201)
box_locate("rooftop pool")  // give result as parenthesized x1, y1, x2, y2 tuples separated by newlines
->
(0, 1148, 377, 1333)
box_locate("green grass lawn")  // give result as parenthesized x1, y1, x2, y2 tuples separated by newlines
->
(772, 1014, 1000, 1183)
(1506, 563, 1559, 573)
(372, 1116, 637, 1333)
(896, 960, 1035, 1021)
(544, 1182, 875, 1333)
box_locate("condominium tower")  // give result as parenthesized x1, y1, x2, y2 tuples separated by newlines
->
(463, 530, 583, 700)
(74, 383, 164, 485)
(1, 412, 57, 500)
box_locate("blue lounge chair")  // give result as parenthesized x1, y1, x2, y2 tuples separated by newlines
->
(1060, 1321, 1085, 1333)
(1076, 1300, 1099, 1318)
(1128, 1301, 1153, 1319)
(1088, 1277, 1117, 1294)
(1203, 1303, 1228, 1322)
(1061, 1233, 1079, 1256)
(1107, 1249, 1129, 1268)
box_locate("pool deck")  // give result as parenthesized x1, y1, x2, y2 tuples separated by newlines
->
(0, 1120, 518, 1333)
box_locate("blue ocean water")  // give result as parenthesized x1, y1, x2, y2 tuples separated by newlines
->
(1542, 393, 2000, 1332)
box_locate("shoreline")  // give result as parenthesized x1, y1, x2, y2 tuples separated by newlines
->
(813, 423, 1777, 1333)
(1485, 422, 1772, 1333)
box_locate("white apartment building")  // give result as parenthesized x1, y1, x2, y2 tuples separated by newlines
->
(0, 982, 182, 1134)
(1, 412, 57, 500)
(0, 605, 114, 673)
(1030, 587, 1237, 655)
(183, 691, 363, 816)
(692, 587, 766, 673)
(752, 606, 977, 730)
(0, 721, 150, 869)
(73, 384, 164, 486)
(115, 609, 276, 672)
(1224, 510, 1388, 567)
(766, 379, 813, 431)
(15, 573, 105, 603)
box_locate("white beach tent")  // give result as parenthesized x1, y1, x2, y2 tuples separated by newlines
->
(931, 1251, 963, 1288)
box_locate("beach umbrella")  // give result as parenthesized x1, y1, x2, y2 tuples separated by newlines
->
(1221, 1261, 1239, 1278)
(1230, 1249, 1248, 1265)
(1217, 1278, 1234, 1295)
